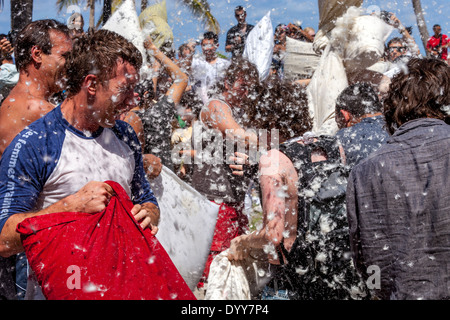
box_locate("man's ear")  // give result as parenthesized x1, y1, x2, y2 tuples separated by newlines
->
(340, 109, 361, 128)
(84, 74, 98, 96)
(30, 45, 43, 66)
(340, 109, 352, 123)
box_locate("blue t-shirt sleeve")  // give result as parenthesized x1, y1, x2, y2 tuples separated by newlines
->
(113, 121, 159, 208)
(0, 129, 48, 233)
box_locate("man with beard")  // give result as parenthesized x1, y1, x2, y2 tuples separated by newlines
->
(0, 19, 72, 299)
(0, 19, 72, 157)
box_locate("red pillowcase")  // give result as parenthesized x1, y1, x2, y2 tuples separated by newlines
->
(17, 180, 195, 300)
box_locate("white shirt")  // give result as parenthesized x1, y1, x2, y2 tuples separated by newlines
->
(190, 54, 231, 103)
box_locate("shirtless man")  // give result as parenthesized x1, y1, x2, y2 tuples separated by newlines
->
(0, 19, 72, 156)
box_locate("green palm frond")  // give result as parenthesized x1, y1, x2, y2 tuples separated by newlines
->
(178, 0, 220, 34)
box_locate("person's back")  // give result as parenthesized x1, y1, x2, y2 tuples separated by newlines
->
(0, 20, 72, 157)
(347, 118, 450, 299)
(346, 58, 450, 300)
(275, 135, 368, 300)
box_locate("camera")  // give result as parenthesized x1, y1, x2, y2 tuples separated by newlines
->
(380, 10, 392, 23)
(1, 32, 13, 45)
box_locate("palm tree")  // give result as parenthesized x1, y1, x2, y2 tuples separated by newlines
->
(9, 0, 33, 40)
(56, 0, 219, 34)
(102, 0, 112, 24)
(179, 0, 220, 34)
(140, 0, 147, 11)
(411, 0, 430, 55)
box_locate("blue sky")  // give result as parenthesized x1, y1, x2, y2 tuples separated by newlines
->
(0, 0, 448, 57)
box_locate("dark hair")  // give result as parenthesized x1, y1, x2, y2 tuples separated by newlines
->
(384, 58, 450, 134)
(178, 43, 192, 58)
(209, 57, 261, 118)
(0, 33, 12, 44)
(180, 90, 203, 117)
(433, 24, 441, 28)
(14, 19, 70, 72)
(134, 77, 155, 105)
(336, 83, 383, 118)
(387, 37, 404, 48)
(64, 29, 142, 96)
(202, 31, 219, 45)
(247, 75, 312, 140)
(224, 56, 260, 100)
(235, 6, 245, 12)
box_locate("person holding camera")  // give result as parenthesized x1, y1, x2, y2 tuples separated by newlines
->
(370, 12, 421, 77)
(382, 12, 420, 61)
(0, 33, 18, 104)
(427, 24, 449, 62)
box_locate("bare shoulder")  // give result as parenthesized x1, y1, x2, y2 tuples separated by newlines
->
(0, 96, 55, 154)
(259, 149, 296, 177)
(23, 98, 56, 120)
(201, 99, 231, 123)
(205, 99, 230, 114)
(121, 110, 144, 138)
(0, 95, 55, 124)
(121, 109, 141, 124)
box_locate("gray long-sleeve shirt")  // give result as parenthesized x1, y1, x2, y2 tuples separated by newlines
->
(346, 118, 450, 300)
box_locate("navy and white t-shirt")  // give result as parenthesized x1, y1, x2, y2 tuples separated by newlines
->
(0, 105, 158, 233)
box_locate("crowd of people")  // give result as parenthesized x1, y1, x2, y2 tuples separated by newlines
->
(0, 3, 449, 301)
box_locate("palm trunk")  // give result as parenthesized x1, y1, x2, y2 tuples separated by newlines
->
(10, 0, 33, 41)
(411, 0, 430, 55)
(141, 0, 148, 11)
(103, 0, 112, 25)
(89, 0, 96, 31)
